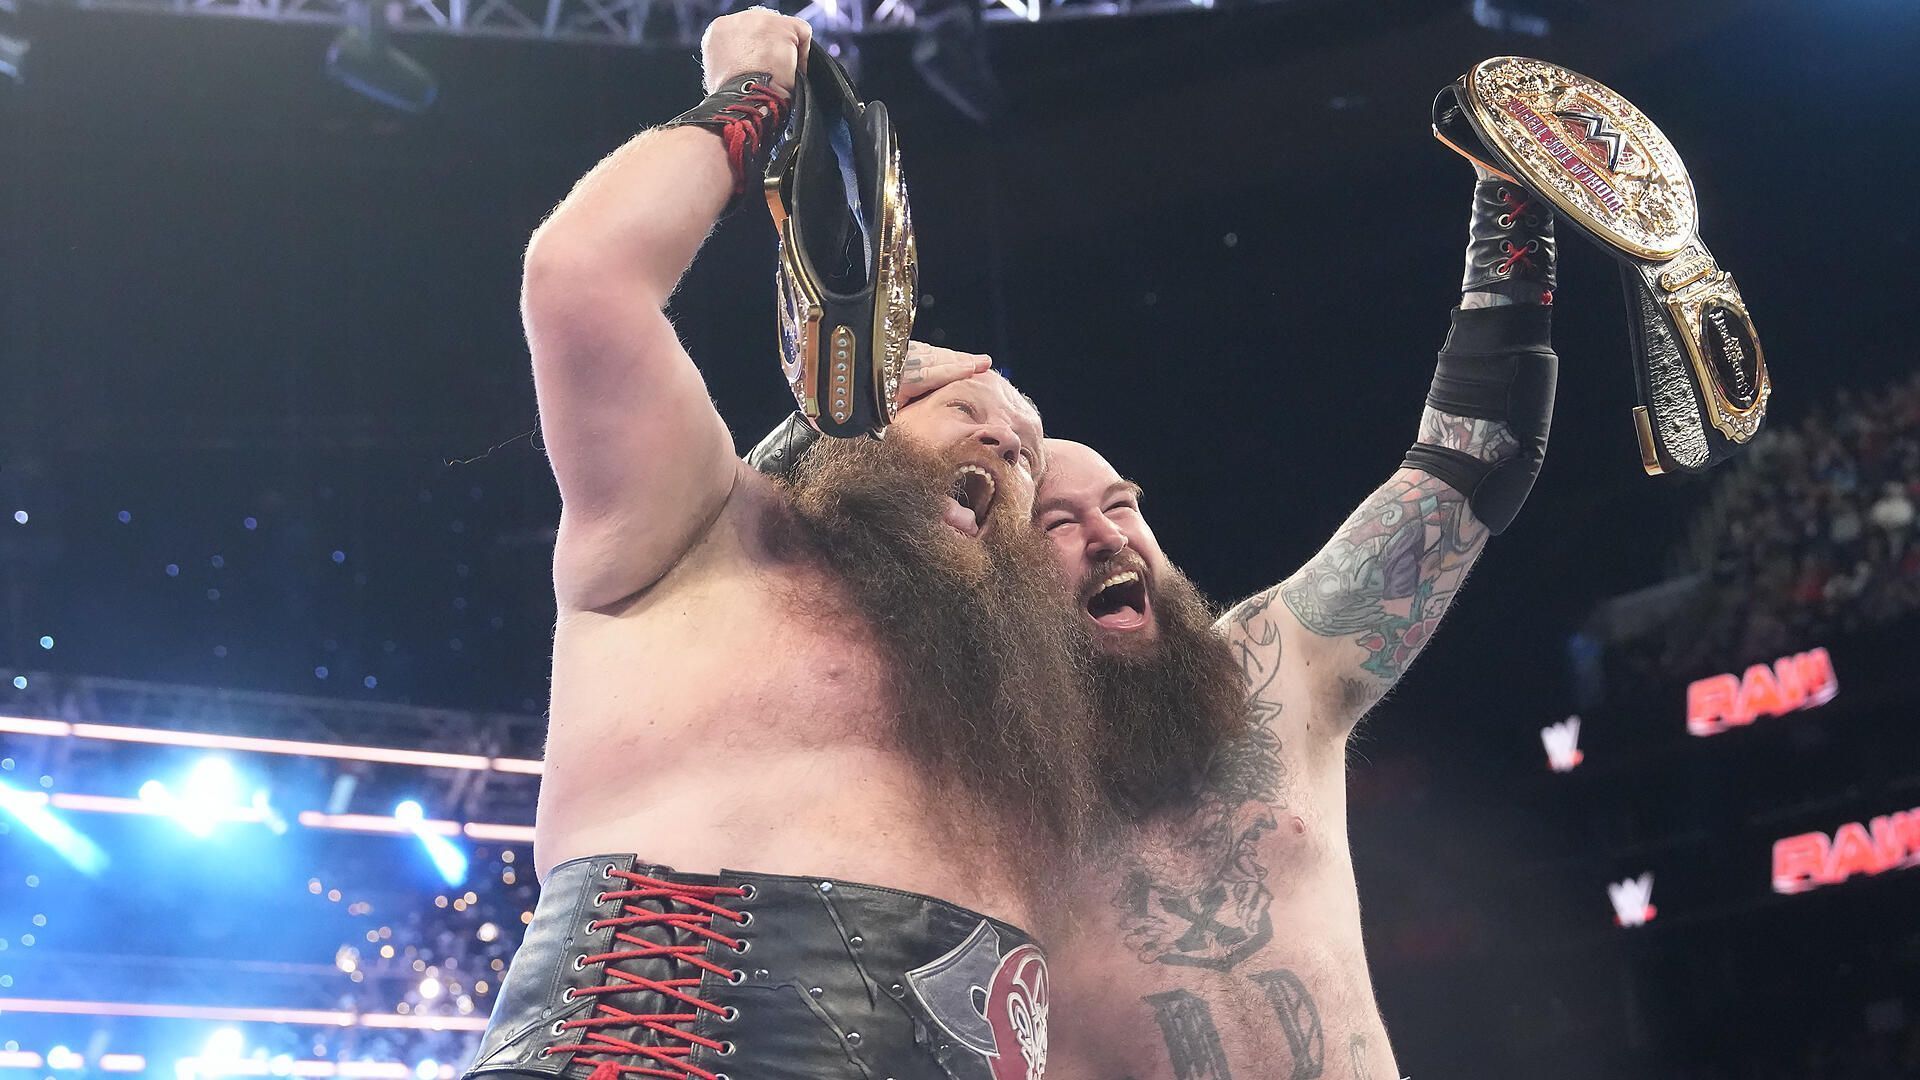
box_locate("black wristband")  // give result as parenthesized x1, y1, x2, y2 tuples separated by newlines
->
(661, 73, 788, 199)
(1462, 177, 1557, 305)
(1407, 306, 1558, 536)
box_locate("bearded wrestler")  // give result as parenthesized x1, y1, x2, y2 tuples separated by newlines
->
(1037, 170, 1559, 1080)
(464, 11, 1100, 1080)
(754, 167, 1562, 1077)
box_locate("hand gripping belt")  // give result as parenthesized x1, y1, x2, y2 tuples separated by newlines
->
(763, 43, 919, 439)
(1433, 56, 1771, 476)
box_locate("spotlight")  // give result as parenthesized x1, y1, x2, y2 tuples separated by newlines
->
(325, 2, 437, 114)
(200, 1028, 244, 1065)
(144, 757, 249, 837)
(0, 778, 108, 875)
(395, 800, 468, 886)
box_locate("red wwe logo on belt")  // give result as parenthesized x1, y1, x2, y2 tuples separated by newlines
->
(906, 922, 1050, 1080)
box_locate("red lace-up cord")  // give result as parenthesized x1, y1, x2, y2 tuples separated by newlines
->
(1497, 240, 1536, 275)
(1498, 189, 1534, 225)
(549, 871, 749, 1080)
(717, 85, 789, 198)
(1494, 189, 1552, 302)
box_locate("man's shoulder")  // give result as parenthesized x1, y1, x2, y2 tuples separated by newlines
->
(553, 462, 815, 614)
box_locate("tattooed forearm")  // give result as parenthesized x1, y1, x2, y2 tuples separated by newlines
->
(1146, 990, 1234, 1080)
(1279, 469, 1486, 686)
(1249, 968, 1327, 1080)
(1415, 407, 1520, 465)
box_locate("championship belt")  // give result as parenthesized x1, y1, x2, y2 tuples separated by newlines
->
(1433, 57, 1769, 476)
(764, 44, 918, 438)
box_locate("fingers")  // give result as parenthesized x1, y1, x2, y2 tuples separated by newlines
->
(897, 341, 993, 407)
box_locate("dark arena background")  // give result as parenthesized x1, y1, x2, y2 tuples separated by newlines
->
(2, 0, 1918, 1075)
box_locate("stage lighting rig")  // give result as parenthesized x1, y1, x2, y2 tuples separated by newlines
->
(911, 0, 1002, 124)
(326, 0, 437, 113)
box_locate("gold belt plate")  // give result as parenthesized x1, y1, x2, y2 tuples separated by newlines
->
(1461, 56, 1696, 260)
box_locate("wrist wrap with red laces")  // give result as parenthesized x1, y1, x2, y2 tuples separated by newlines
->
(1461, 177, 1557, 306)
(662, 73, 790, 199)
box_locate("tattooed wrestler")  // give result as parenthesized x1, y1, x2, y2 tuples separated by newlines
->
(741, 162, 1558, 1079)
(464, 11, 1107, 1080)
(1037, 168, 1559, 1080)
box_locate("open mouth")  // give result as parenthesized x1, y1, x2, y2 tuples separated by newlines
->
(1085, 569, 1150, 631)
(942, 464, 998, 537)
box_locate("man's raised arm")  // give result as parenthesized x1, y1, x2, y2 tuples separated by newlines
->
(521, 11, 809, 612)
(1219, 171, 1560, 733)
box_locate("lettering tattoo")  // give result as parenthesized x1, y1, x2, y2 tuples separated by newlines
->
(1249, 968, 1326, 1080)
(1146, 990, 1233, 1080)
(1110, 601, 1284, 969)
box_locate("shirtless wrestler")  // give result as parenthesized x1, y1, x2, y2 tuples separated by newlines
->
(1036, 172, 1561, 1080)
(463, 12, 1103, 1080)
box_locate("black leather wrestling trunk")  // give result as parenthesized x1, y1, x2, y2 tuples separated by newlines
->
(463, 855, 1049, 1080)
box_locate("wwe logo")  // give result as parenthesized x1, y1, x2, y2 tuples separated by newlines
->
(1540, 716, 1583, 773)
(1608, 873, 1657, 928)
(1555, 109, 1627, 171)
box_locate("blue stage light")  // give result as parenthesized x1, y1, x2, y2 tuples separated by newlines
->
(142, 757, 256, 837)
(201, 1027, 245, 1066)
(0, 778, 108, 875)
(395, 800, 468, 886)
(420, 833, 469, 887)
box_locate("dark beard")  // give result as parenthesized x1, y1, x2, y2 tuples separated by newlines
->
(1085, 560, 1251, 820)
(783, 434, 1110, 877)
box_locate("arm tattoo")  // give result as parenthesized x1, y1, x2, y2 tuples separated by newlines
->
(1249, 968, 1327, 1080)
(1415, 406, 1520, 465)
(1146, 990, 1234, 1080)
(1109, 587, 1293, 969)
(1279, 467, 1488, 686)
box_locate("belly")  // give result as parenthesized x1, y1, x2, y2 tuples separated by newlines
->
(1045, 858, 1399, 1080)
(532, 600, 1037, 928)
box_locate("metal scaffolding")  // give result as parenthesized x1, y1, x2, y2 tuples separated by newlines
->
(61, 0, 1221, 48)
(0, 670, 544, 824)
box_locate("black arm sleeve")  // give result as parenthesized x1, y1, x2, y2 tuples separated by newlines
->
(1402, 304, 1557, 536)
